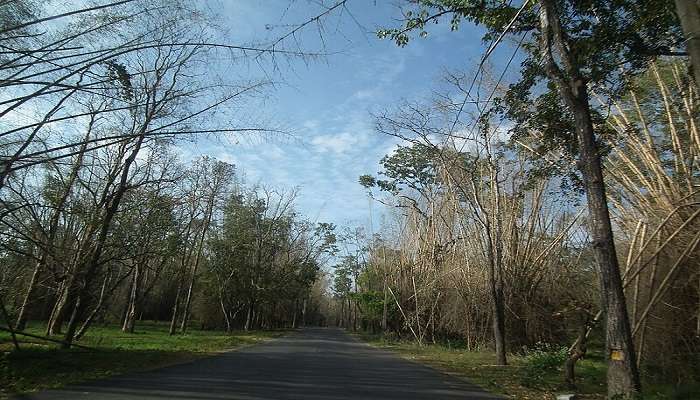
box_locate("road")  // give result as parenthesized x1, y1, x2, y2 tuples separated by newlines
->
(19, 328, 501, 400)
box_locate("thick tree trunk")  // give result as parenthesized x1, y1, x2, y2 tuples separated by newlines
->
(571, 65, 641, 400)
(675, 0, 700, 87)
(539, 2, 642, 397)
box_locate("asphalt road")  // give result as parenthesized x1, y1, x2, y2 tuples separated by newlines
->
(19, 328, 501, 400)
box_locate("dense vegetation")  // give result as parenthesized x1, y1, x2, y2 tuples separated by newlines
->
(342, 1, 696, 398)
(343, 59, 700, 399)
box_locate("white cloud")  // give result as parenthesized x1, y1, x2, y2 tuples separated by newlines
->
(310, 131, 360, 154)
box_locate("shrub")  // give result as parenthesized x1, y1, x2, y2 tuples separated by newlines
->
(520, 342, 568, 388)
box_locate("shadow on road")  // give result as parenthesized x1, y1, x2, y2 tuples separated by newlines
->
(19, 328, 501, 400)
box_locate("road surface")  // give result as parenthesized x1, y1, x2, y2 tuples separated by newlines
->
(20, 328, 501, 399)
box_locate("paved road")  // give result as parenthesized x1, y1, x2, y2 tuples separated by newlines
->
(20, 328, 500, 400)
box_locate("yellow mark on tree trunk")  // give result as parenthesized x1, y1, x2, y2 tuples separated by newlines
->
(610, 349, 625, 361)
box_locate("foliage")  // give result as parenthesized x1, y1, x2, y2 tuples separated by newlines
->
(359, 334, 696, 399)
(520, 343, 568, 388)
(378, 0, 684, 185)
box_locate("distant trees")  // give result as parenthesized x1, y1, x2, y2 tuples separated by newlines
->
(1, 149, 336, 339)
(206, 187, 337, 331)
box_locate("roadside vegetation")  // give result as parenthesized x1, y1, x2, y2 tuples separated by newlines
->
(0, 322, 281, 397)
(328, 2, 699, 396)
(0, 5, 337, 398)
(359, 332, 699, 400)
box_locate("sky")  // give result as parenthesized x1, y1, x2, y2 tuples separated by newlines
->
(183, 1, 497, 233)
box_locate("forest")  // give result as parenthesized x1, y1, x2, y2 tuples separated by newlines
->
(1, 1, 698, 400)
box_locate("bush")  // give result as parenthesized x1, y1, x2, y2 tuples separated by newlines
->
(520, 342, 568, 388)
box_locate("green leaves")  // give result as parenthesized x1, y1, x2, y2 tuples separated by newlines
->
(358, 174, 377, 189)
(377, 0, 684, 186)
(361, 143, 440, 200)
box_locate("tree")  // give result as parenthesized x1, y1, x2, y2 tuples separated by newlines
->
(377, 1, 684, 396)
(177, 158, 235, 334)
(333, 262, 353, 328)
(674, 1, 700, 87)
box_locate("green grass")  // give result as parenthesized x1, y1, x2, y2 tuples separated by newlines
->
(356, 333, 699, 400)
(0, 321, 284, 398)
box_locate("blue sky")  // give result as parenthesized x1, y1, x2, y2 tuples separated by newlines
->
(184, 1, 494, 232)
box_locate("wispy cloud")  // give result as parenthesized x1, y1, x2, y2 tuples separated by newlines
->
(311, 131, 362, 154)
(176, 0, 481, 232)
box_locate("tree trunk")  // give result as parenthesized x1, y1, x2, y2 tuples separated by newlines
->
(15, 259, 43, 330)
(675, 0, 700, 88)
(484, 234, 508, 365)
(382, 251, 388, 333)
(179, 268, 196, 334)
(169, 281, 182, 336)
(292, 299, 298, 328)
(488, 265, 507, 365)
(122, 265, 140, 333)
(565, 315, 590, 388)
(47, 280, 72, 336)
(76, 273, 110, 340)
(180, 196, 215, 334)
(220, 295, 231, 333)
(539, 2, 642, 397)
(62, 134, 146, 348)
(244, 302, 253, 331)
(570, 53, 641, 400)
(18, 126, 91, 332)
(301, 298, 307, 327)
(62, 293, 85, 348)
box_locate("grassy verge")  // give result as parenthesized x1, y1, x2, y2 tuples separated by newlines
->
(356, 333, 698, 400)
(0, 321, 284, 398)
